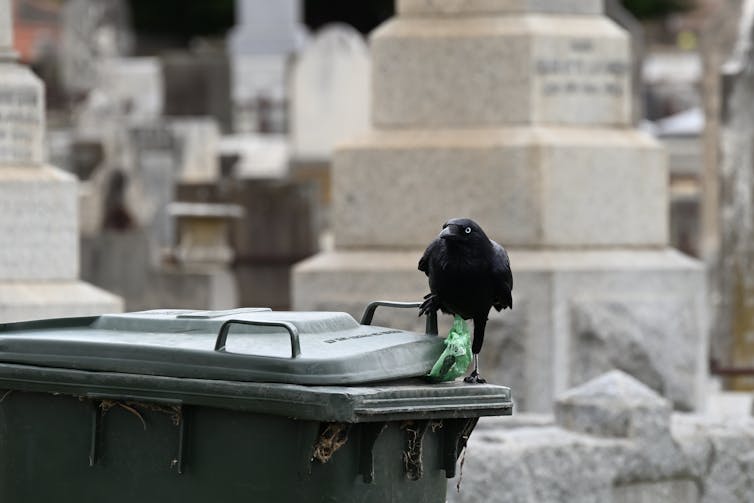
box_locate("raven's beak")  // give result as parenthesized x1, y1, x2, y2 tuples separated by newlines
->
(440, 225, 457, 239)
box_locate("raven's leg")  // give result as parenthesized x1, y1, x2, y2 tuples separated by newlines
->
(464, 317, 487, 384)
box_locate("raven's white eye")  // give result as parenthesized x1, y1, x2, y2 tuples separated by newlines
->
(464, 227, 472, 234)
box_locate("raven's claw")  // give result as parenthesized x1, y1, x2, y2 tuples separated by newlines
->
(464, 371, 487, 384)
(419, 293, 439, 317)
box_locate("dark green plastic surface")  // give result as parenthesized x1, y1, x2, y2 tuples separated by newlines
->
(0, 308, 448, 385)
(0, 388, 455, 503)
(0, 308, 513, 503)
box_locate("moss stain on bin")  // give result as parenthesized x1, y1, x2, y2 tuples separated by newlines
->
(312, 422, 351, 463)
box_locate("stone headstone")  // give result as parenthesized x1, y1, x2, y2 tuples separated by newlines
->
(59, 0, 133, 95)
(230, 55, 289, 133)
(161, 49, 232, 133)
(231, 55, 288, 105)
(129, 123, 179, 259)
(218, 133, 289, 179)
(290, 24, 370, 162)
(98, 57, 163, 121)
(231, 179, 319, 310)
(46, 128, 74, 174)
(71, 140, 105, 180)
(169, 118, 220, 183)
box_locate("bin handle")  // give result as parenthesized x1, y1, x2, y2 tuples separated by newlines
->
(360, 300, 438, 336)
(214, 319, 301, 358)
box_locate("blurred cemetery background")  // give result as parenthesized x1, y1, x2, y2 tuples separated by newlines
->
(3, 0, 751, 404)
(6, 0, 754, 499)
(0, 1, 738, 396)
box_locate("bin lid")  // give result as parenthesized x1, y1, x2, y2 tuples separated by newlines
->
(0, 308, 446, 386)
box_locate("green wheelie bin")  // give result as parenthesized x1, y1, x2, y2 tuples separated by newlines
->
(0, 302, 511, 502)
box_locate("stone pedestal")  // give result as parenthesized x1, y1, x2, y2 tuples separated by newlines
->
(293, 1, 707, 412)
(0, 0, 122, 322)
(168, 202, 243, 265)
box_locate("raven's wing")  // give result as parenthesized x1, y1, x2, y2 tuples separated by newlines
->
(490, 240, 513, 310)
(418, 238, 442, 276)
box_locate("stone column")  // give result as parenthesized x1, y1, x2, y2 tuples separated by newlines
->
(293, 0, 708, 412)
(0, 0, 122, 322)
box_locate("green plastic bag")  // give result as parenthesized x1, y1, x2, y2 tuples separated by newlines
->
(427, 315, 472, 382)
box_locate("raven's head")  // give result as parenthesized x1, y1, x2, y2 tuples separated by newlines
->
(439, 217, 490, 245)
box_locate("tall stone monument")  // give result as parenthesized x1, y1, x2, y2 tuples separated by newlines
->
(0, 0, 122, 322)
(228, 0, 307, 132)
(294, 0, 708, 412)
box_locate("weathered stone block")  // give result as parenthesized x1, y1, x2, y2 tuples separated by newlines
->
(372, 16, 629, 127)
(446, 422, 625, 503)
(555, 370, 672, 439)
(612, 480, 700, 503)
(570, 299, 699, 413)
(513, 248, 707, 412)
(0, 166, 78, 280)
(333, 127, 667, 249)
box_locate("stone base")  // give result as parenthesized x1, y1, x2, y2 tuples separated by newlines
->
(0, 280, 123, 323)
(293, 247, 707, 412)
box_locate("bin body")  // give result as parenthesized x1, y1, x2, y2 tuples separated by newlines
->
(0, 309, 512, 502)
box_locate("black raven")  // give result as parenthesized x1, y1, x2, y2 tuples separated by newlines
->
(418, 217, 513, 383)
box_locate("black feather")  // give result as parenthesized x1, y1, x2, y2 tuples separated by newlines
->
(418, 218, 513, 373)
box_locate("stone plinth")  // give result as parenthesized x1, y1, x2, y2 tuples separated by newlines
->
(333, 128, 667, 248)
(0, 281, 122, 323)
(169, 202, 243, 265)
